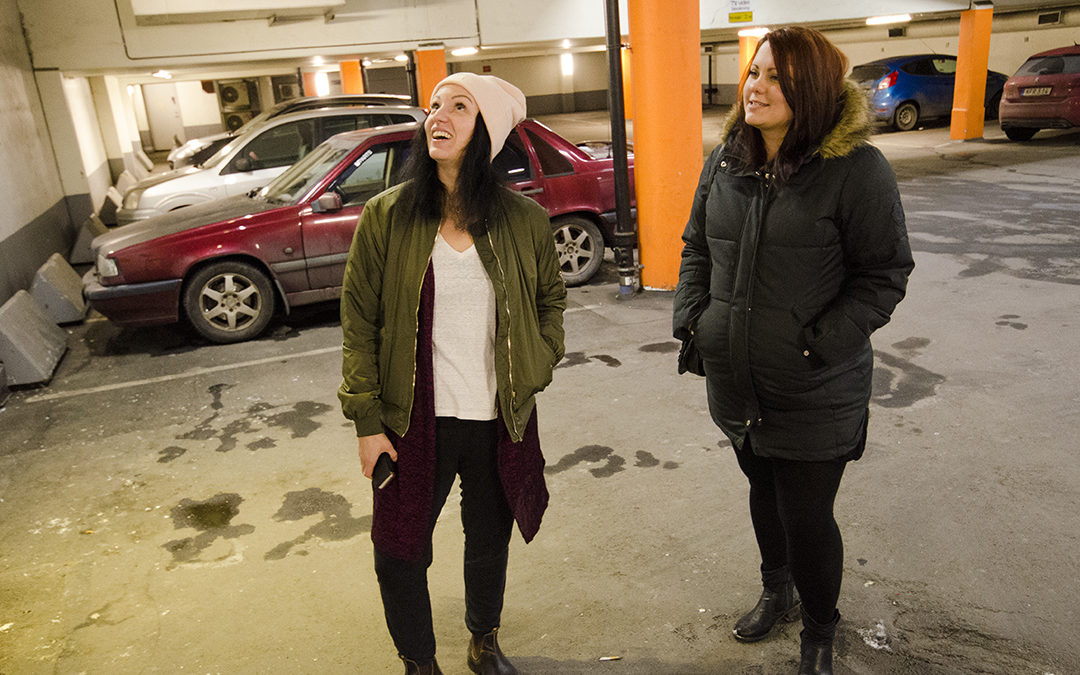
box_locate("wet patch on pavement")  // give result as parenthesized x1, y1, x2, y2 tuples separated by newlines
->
(162, 493, 255, 566)
(902, 173, 1080, 285)
(872, 337, 944, 408)
(547, 445, 681, 478)
(555, 352, 622, 369)
(995, 314, 1028, 330)
(639, 341, 679, 353)
(157, 446, 187, 463)
(264, 488, 371, 560)
(170, 385, 333, 455)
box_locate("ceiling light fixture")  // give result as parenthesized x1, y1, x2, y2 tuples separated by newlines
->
(151, 70, 172, 79)
(451, 46, 478, 57)
(737, 27, 769, 38)
(394, 54, 409, 63)
(866, 14, 911, 25)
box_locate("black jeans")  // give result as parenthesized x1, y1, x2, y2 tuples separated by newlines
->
(733, 438, 848, 625)
(374, 417, 514, 662)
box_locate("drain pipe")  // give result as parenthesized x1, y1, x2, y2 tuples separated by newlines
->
(604, 0, 638, 299)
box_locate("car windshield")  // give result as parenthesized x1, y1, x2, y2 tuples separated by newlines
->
(258, 139, 357, 204)
(1015, 54, 1080, 76)
(850, 65, 890, 83)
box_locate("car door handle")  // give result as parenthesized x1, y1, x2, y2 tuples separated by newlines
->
(519, 188, 544, 195)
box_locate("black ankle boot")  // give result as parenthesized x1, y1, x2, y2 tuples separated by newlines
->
(798, 609, 839, 675)
(400, 655, 443, 675)
(467, 627, 518, 675)
(732, 566, 801, 642)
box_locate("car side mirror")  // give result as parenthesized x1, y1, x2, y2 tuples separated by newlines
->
(233, 157, 252, 172)
(311, 191, 343, 213)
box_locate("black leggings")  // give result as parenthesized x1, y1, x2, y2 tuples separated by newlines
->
(374, 417, 514, 662)
(733, 439, 847, 624)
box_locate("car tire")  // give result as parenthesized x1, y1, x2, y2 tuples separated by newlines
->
(894, 102, 919, 131)
(183, 260, 275, 343)
(1003, 126, 1038, 141)
(551, 216, 604, 286)
(986, 92, 1002, 120)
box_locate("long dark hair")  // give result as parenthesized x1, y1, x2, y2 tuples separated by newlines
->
(398, 112, 505, 236)
(728, 26, 848, 184)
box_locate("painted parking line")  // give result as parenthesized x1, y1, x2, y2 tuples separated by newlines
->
(25, 306, 605, 405)
(23, 346, 341, 404)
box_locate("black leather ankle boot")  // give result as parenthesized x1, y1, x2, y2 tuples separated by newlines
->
(399, 655, 443, 675)
(732, 566, 801, 642)
(798, 609, 839, 675)
(467, 627, 518, 675)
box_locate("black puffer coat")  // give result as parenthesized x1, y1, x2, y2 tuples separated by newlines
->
(673, 82, 914, 461)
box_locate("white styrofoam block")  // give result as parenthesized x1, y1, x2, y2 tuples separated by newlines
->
(0, 290, 68, 385)
(30, 252, 88, 323)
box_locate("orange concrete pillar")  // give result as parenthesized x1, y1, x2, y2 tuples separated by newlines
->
(950, 5, 994, 139)
(415, 47, 448, 107)
(739, 34, 758, 81)
(340, 60, 365, 94)
(301, 71, 319, 97)
(621, 44, 633, 120)
(627, 0, 701, 290)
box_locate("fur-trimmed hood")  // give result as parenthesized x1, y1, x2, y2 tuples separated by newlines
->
(719, 79, 872, 160)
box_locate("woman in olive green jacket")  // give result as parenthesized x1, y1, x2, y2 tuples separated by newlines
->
(338, 73, 565, 675)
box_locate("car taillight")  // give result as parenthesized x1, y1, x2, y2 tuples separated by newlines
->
(878, 71, 898, 90)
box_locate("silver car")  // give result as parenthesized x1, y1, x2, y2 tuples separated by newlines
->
(119, 105, 425, 225)
(167, 93, 412, 168)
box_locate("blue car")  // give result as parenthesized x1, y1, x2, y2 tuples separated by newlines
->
(851, 54, 1008, 131)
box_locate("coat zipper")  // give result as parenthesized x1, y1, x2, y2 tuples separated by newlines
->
(486, 229, 520, 439)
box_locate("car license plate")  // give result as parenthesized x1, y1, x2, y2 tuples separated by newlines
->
(1022, 86, 1052, 96)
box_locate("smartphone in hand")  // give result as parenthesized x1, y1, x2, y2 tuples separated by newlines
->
(372, 452, 396, 490)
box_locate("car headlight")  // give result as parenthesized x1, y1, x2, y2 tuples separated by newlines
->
(97, 254, 120, 278)
(123, 188, 144, 210)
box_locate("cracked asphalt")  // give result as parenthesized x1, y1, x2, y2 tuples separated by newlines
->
(1, 116, 1078, 674)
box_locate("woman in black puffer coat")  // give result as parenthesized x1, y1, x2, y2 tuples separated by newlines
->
(673, 27, 913, 675)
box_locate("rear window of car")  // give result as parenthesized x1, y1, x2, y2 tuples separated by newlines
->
(495, 133, 533, 182)
(1015, 54, 1080, 76)
(526, 129, 574, 176)
(850, 65, 890, 83)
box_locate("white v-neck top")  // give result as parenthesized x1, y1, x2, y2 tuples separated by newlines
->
(430, 232, 498, 420)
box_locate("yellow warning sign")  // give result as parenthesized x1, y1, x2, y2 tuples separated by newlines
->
(729, 11, 753, 22)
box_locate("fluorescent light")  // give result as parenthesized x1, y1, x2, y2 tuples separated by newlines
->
(314, 71, 330, 96)
(151, 70, 172, 79)
(394, 54, 409, 63)
(866, 14, 911, 25)
(451, 47, 478, 57)
(362, 59, 373, 67)
(561, 39, 571, 49)
(737, 27, 770, 38)
(312, 56, 325, 66)
(560, 52, 574, 77)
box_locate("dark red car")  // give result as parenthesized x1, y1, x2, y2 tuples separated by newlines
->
(84, 120, 635, 343)
(999, 45, 1080, 141)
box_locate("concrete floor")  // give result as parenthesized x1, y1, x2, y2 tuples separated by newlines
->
(2, 114, 1079, 674)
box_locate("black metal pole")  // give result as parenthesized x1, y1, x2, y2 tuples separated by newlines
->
(604, 0, 638, 298)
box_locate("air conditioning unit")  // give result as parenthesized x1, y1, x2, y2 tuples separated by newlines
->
(218, 79, 253, 109)
(275, 82, 301, 102)
(223, 110, 256, 132)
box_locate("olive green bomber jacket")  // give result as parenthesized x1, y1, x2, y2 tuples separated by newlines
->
(338, 182, 567, 443)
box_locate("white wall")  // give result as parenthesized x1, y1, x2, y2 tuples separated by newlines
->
(176, 80, 222, 131)
(0, 0, 72, 304)
(61, 76, 110, 213)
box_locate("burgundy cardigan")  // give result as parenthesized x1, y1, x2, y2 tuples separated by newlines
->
(371, 264, 550, 561)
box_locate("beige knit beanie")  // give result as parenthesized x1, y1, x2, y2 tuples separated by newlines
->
(431, 72, 527, 161)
